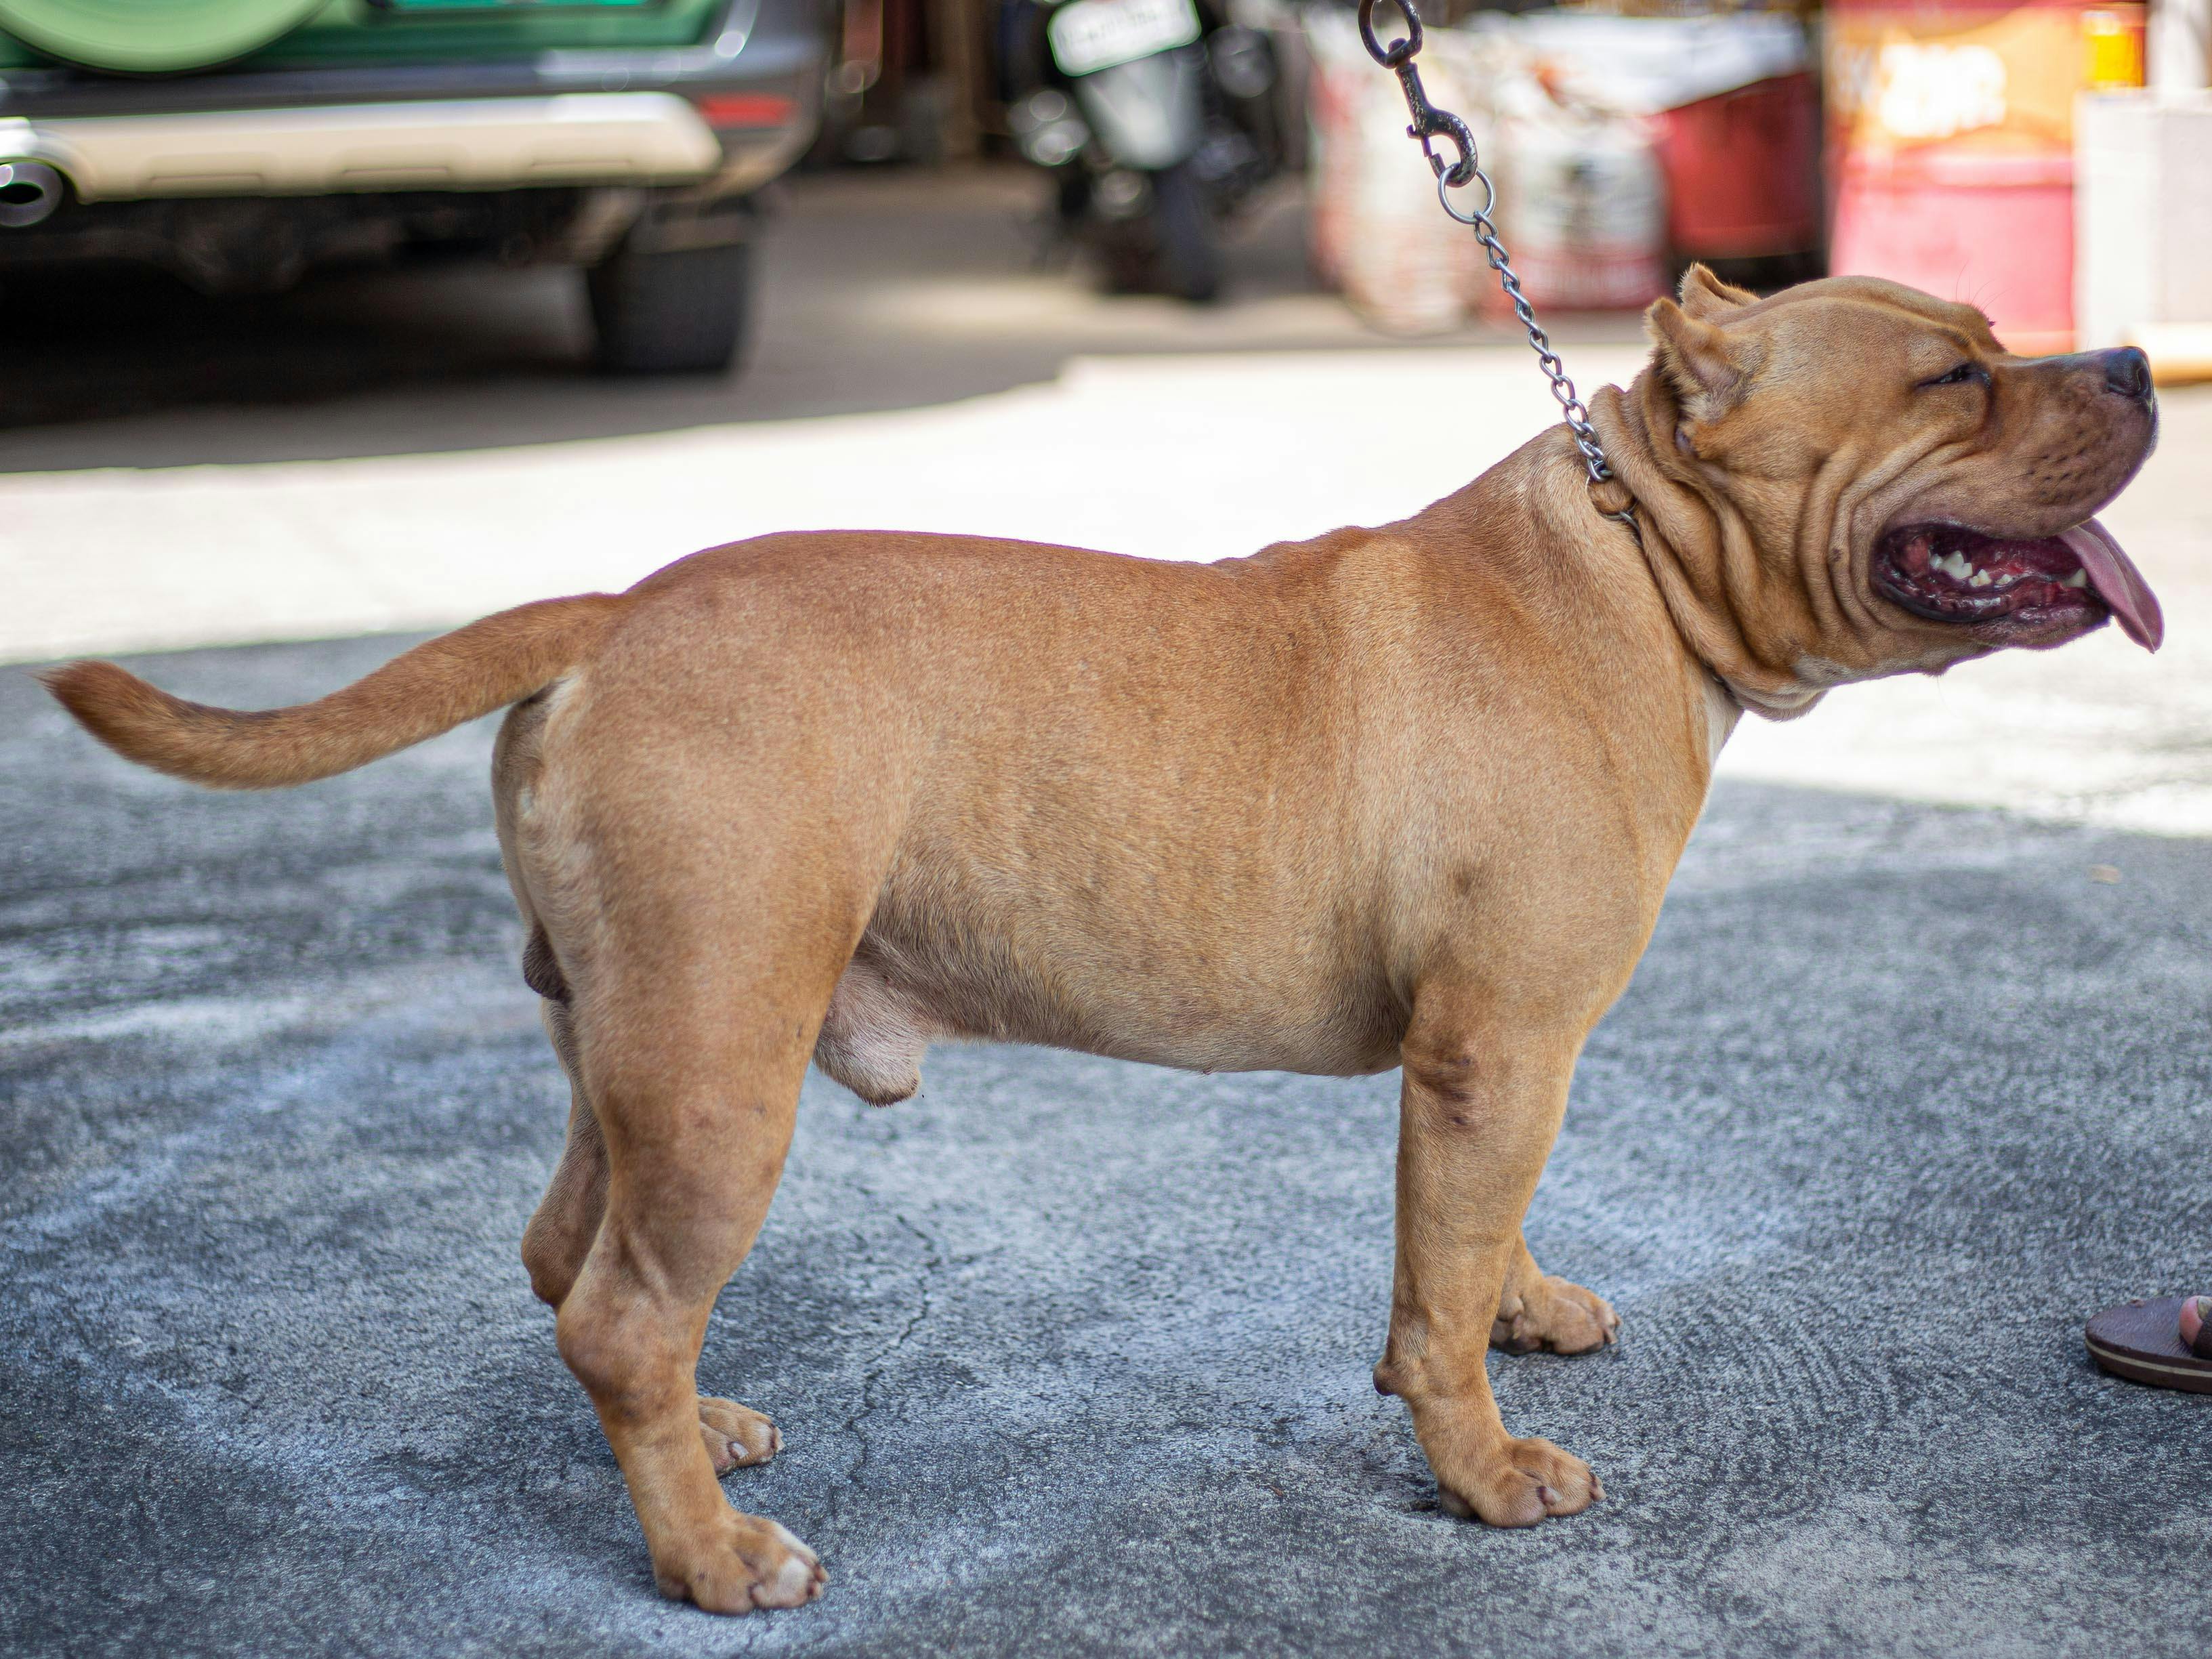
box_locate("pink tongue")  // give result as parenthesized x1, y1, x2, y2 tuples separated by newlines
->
(2060, 518, 2163, 652)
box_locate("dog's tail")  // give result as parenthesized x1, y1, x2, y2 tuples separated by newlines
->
(40, 592, 630, 791)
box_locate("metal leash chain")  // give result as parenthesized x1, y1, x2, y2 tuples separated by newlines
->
(1354, 0, 1640, 539)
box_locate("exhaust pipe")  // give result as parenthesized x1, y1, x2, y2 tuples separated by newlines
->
(0, 160, 63, 228)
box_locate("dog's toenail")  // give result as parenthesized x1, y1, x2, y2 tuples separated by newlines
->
(1538, 1485, 1557, 1505)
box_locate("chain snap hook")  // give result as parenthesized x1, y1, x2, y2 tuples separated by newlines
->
(1358, 0, 1476, 188)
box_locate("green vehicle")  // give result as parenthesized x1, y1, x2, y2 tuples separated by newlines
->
(0, 0, 831, 373)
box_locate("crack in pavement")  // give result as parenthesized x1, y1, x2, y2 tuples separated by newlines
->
(826, 1210, 944, 1524)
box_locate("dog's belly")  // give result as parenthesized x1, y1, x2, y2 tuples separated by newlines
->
(812, 903, 1406, 1105)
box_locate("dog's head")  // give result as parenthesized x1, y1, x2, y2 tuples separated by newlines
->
(1600, 267, 2161, 709)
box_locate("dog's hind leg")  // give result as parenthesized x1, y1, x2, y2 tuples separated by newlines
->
(522, 993, 781, 1473)
(1490, 1233, 1621, 1356)
(498, 696, 784, 1486)
(534, 763, 900, 1616)
(554, 944, 837, 1613)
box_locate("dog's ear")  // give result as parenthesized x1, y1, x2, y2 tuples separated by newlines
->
(1677, 262, 1758, 319)
(1645, 297, 1753, 425)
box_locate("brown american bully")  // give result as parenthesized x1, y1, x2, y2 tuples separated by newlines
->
(43, 270, 2163, 1612)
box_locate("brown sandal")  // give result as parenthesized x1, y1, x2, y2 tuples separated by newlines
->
(2085, 1296, 2212, 1392)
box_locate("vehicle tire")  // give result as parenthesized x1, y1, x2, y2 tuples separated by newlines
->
(1148, 161, 1222, 304)
(587, 239, 753, 377)
(0, 0, 322, 73)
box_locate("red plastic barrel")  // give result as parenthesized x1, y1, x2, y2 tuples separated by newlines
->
(1654, 72, 1821, 261)
(1824, 0, 2145, 352)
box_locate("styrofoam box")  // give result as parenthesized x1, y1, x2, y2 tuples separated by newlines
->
(2077, 91, 2212, 353)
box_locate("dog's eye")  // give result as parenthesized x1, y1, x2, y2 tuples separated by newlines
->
(1921, 362, 1985, 390)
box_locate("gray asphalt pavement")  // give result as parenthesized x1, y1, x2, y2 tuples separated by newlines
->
(4, 634, 2209, 1658)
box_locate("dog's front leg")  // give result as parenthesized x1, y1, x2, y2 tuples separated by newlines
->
(1374, 992, 1602, 1526)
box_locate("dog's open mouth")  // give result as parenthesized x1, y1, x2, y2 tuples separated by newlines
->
(1873, 518, 2163, 650)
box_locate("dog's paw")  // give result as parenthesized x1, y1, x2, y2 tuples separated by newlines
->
(1437, 1436, 1602, 1528)
(699, 1397, 782, 1475)
(1491, 1275, 1620, 1356)
(653, 1512, 826, 1614)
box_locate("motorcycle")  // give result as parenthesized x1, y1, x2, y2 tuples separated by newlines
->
(1003, 0, 1291, 301)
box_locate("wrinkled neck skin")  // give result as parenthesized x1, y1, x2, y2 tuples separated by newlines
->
(1591, 373, 1835, 719)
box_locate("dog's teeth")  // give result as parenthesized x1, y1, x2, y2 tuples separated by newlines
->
(1968, 570, 1993, 588)
(2062, 570, 2089, 588)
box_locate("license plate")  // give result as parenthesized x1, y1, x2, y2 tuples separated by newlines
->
(1047, 0, 1201, 77)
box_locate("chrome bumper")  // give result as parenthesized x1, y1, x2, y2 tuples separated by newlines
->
(0, 92, 728, 202)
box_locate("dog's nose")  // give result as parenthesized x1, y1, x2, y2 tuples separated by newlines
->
(2102, 346, 2153, 404)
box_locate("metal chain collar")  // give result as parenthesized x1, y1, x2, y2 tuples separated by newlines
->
(1354, 0, 1640, 539)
